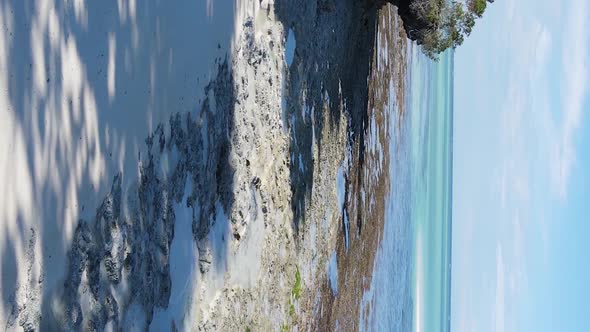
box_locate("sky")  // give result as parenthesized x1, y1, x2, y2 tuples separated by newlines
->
(452, 0, 590, 331)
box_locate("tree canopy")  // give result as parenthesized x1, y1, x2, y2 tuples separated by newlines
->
(409, 0, 491, 59)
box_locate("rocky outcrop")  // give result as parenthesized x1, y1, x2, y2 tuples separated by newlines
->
(6, 0, 404, 330)
(36, 9, 295, 331)
(369, 0, 428, 42)
(52, 59, 237, 329)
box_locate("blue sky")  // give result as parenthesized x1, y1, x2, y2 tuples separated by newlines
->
(452, 0, 590, 330)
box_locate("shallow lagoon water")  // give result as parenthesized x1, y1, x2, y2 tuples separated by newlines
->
(361, 45, 454, 331)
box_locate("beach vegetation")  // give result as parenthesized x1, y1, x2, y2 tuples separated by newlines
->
(292, 268, 302, 300)
(280, 268, 302, 332)
(404, 0, 492, 59)
(468, 0, 487, 17)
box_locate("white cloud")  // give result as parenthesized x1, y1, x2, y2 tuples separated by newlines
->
(454, 0, 588, 330)
(494, 10, 548, 303)
(550, 0, 588, 199)
(500, 0, 587, 202)
(494, 245, 505, 332)
(488, 2, 587, 329)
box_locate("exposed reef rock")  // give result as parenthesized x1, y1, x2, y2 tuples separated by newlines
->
(369, 0, 427, 42)
(6, 0, 408, 330)
(26, 10, 295, 330)
(52, 64, 234, 329)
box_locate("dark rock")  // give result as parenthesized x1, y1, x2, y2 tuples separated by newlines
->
(251, 176, 261, 189)
(371, 0, 428, 42)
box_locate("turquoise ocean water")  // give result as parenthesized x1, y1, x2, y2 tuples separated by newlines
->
(360, 45, 454, 331)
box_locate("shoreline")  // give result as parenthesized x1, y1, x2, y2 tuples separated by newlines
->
(309, 4, 409, 330)
(0, 1, 410, 330)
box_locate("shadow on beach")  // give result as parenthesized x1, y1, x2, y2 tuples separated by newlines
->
(274, 0, 379, 235)
(0, 0, 398, 329)
(0, 0, 238, 329)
